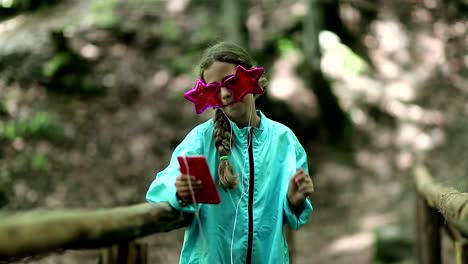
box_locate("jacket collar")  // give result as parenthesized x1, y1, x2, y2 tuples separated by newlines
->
(227, 110, 266, 139)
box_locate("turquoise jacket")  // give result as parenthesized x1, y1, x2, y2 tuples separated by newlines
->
(146, 111, 313, 263)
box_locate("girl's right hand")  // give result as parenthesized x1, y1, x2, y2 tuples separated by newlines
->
(175, 174, 203, 203)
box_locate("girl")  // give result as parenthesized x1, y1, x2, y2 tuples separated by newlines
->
(146, 42, 314, 264)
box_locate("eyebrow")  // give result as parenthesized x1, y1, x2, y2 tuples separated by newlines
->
(203, 74, 234, 85)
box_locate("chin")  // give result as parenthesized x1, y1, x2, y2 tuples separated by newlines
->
(223, 102, 244, 116)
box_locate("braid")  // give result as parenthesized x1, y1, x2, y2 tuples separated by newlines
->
(214, 109, 237, 189)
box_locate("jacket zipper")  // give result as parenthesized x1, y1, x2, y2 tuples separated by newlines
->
(246, 127, 255, 264)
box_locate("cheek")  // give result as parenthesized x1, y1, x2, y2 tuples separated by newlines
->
(241, 94, 255, 104)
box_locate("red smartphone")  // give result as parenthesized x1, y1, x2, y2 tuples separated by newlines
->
(177, 155, 221, 204)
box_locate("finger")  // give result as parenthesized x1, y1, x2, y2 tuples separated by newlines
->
(177, 176, 203, 186)
(179, 191, 195, 198)
(179, 189, 200, 198)
(175, 175, 191, 185)
(291, 169, 304, 180)
(289, 173, 298, 185)
(296, 174, 311, 184)
(294, 173, 308, 184)
(309, 178, 315, 192)
(184, 179, 203, 188)
(190, 184, 204, 190)
(182, 176, 203, 185)
(302, 176, 314, 192)
(296, 172, 312, 183)
(178, 185, 203, 193)
(176, 180, 203, 189)
(304, 185, 314, 194)
(298, 178, 313, 188)
(297, 180, 314, 192)
(299, 183, 315, 195)
(179, 175, 197, 181)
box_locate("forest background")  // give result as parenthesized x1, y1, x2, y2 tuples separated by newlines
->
(0, 0, 467, 263)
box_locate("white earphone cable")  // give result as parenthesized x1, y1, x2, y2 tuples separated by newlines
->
(181, 155, 209, 254)
(221, 100, 254, 264)
(182, 100, 256, 262)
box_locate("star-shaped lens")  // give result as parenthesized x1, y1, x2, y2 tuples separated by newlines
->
(183, 65, 265, 114)
(223, 66, 264, 106)
(184, 81, 223, 114)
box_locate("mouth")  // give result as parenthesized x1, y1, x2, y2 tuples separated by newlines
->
(222, 101, 239, 110)
(221, 96, 234, 106)
(222, 98, 235, 106)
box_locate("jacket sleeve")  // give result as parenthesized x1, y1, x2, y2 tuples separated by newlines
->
(146, 127, 204, 213)
(283, 135, 314, 230)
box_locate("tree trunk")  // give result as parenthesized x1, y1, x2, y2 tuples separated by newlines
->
(323, 0, 375, 68)
(303, 0, 353, 148)
(221, 0, 248, 47)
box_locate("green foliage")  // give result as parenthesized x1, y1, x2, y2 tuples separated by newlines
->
(161, 20, 181, 42)
(92, 0, 118, 28)
(0, 0, 59, 19)
(42, 30, 102, 96)
(319, 31, 368, 75)
(0, 112, 64, 142)
(21, 112, 62, 140)
(31, 153, 49, 171)
(193, 27, 217, 44)
(332, 44, 368, 75)
(0, 0, 57, 9)
(169, 52, 199, 75)
(43, 52, 73, 78)
(373, 225, 413, 263)
(0, 0, 14, 8)
(1, 122, 16, 140)
(277, 38, 300, 56)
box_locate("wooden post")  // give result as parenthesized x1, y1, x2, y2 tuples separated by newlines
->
(116, 243, 130, 264)
(99, 244, 117, 264)
(303, 0, 353, 147)
(98, 241, 147, 264)
(413, 165, 468, 263)
(455, 240, 468, 264)
(445, 223, 468, 264)
(129, 241, 147, 264)
(416, 194, 442, 264)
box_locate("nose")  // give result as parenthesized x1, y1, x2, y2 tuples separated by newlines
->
(220, 87, 232, 104)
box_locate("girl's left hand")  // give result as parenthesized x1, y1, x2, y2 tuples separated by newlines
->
(287, 169, 314, 207)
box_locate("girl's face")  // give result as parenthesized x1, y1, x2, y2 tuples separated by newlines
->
(202, 61, 256, 121)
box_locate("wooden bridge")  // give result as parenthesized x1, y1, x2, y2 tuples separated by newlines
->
(0, 165, 467, 263)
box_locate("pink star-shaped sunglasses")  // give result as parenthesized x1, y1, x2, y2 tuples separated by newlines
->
(184, 65, 265, 114)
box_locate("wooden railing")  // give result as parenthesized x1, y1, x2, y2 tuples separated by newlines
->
(2, 165, 466, 263)
(0, 202, 192, 263)
(414, 165, 468, 264)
